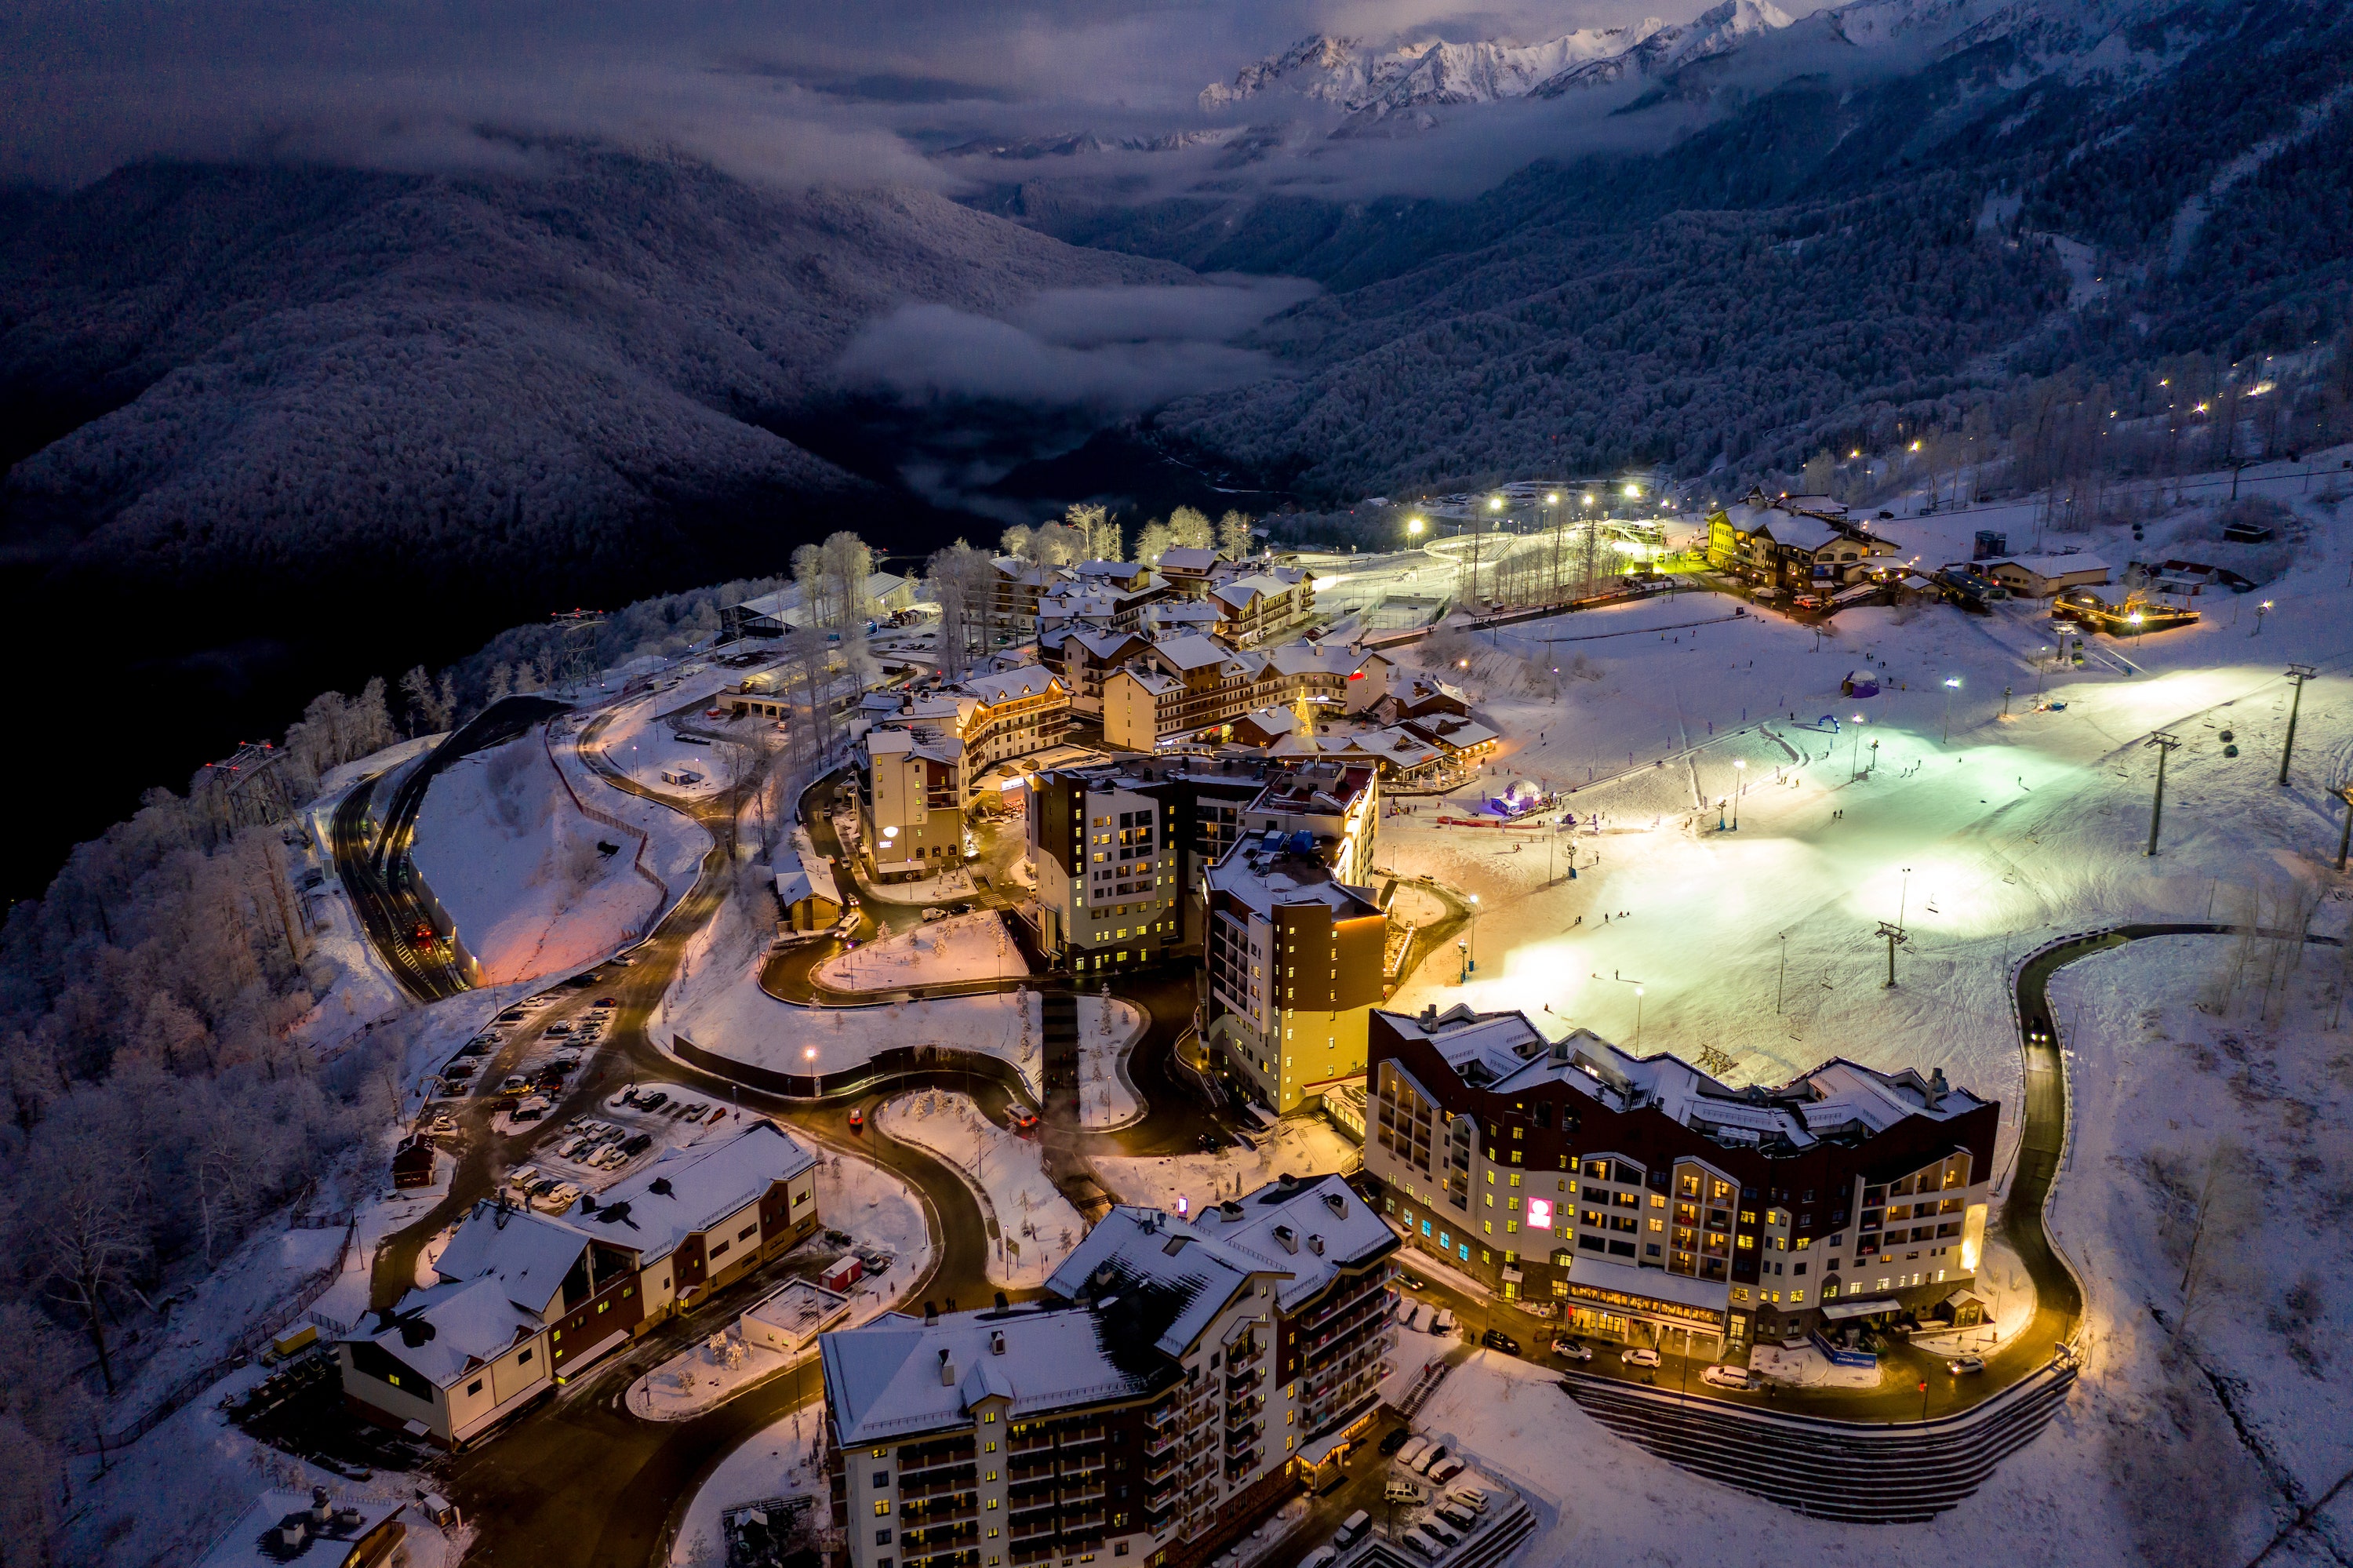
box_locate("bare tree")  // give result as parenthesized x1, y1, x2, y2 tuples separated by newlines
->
(1167, 507, 1213, 551)
(29, 1127, 150, 1395)
(1216, 510, 1254, 559)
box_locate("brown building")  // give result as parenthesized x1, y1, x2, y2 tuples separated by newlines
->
(1362, 1005, 1997, 1356)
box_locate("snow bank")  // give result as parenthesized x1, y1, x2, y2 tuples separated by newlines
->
(1092, 1115, 1361, 1213)
(875, 1090, 1082, 1289)
(1075, 995, 1144, 1130)
(413, 731, 662, 983)
(814, 911, 1031, 991)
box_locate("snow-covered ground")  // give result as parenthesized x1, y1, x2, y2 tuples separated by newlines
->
(1373, 473, 2353, 1217)
(627, 1151, 932, 1421)
(813, 911, 1030, 991)
(654, 878, 1044, 1094)
(1092, 1115, 1362, 1213)
(548, 711, 713, 910)
(598, 700, 743, 798)
(1075, 995, 1145, 1130)
(413, 729, 662, 983)
(875, 1090, 1082, 1289)
(667, 1413, 827, 1567)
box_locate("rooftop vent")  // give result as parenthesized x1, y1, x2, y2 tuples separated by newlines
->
(991, 1330, 1006, 1356)
(1322, 1192, 1347, 1219)
(1307, 1234, 1325, 1255)
(648, 1177, 674, 1197)
(938, 1347, 956, 1385)
(1272, 1225, 1298, 1254)
(924, 1301, 939, 1326)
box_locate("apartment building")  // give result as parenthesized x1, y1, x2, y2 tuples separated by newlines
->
(1704, 489, 1903, 595)
(1100, 635, 1356, 751)
(1038, 628, 1151, 719)
(1207, 571, 1315, 647)
(1361, 1004, 1997, 1357)
(1025, 756, 1282, 970)
(820, 1173, 1396, 1568)
(856, 667, 1070, 878)
(340, 1122, 820, 1446)
(1200, 836, 1387, 1115)
(1238, 760, 1377, 884)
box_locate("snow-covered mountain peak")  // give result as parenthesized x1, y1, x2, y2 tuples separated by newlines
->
(1199, 24, 1667, 116)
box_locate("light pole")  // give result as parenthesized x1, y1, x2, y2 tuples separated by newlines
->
(2254, 598, 2273, 636)
(2279, 664, 2316, 786)
(2145, 732, 2181, 856)
(1598, 971, 1646, 1046)
(1732, 759, 1746, 831)
(2337, 784, 2353, 873)
(1941, 677, 1962, 744)
(1776, 930, 1790, 1013)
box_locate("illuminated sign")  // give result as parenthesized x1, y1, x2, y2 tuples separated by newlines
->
(1526, 1198, 1554, 1231)
(1562, 1281, 1723, 1328)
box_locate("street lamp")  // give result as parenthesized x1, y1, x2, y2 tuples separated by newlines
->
(1409, 516, 1425, 537)
(1941, 677, 1962, 744)
(1731, 759, 1746, 831)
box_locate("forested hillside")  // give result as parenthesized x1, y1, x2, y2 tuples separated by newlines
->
(1005, 0, 2353, 498)
(0, 151, 1183, 601)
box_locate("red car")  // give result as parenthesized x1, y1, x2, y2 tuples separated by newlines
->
(1008, 1108, 1039, 1134)
(848, 1106, 865, 1133)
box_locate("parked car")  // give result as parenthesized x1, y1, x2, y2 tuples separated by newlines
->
(1196, 1132, 1226, 1152)
(1399, 1526, 1442, 1559)
(1427, 1457, 1465, 1483)
(1700, 1364, 1757, 1391)
(921, 908, 949, 923)
(1620, 1346, 1662, 1369)
(620, 1133, 653, 1155)
(1337, 1511, 1371, 1547)
(1414, 1443, 1449, 1475)
(595, 995, 619, 1006)
(1384, 1481, 1424, 1507)
(1479, 1329, 1522, 1356)
(1420, 1517, 1460, 1548)
(1947, 1355, 1986, 1375)
(1395, 1437, 1431, 1471)
(1447, 1486, 1489, 1515)
(1299, 1548, 1337, 1568)
(1551, 1338, 1592, 1362)
(1435, 1502, 1476, 1531)
(637, 1091, 668, 1111)
(546, 1021, 574, 1035)
(1377, 1429, 1413, 1457)
(1399, 1302, 1425, 1333)
(500, 1075, 528, 1094)
(1429, 1308, 1456, 1336)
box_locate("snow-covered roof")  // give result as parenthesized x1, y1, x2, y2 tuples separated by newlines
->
(1989, 554, 2111, 577)
(1156, 547, 1222, 575)
(1112, 667, 1181, 696)
(1210, 573, 1297, 610)
(199, 1490, 408, 1568)
(1231, 705, 1301, 737)
(1151, 633, 1237, 671)
(1401, 715, 1500, 751)
(1206, 840, 1383, 922)
(1380, 1006, 1991, 1151)
(570, 1121, 816, 1262)
(1564, 1251, 1729, 1312)
(728, 573, 911, 628)
(369, 1276, 542, 1388)
(958, 665, 1063, 705)
(431, 1205, 591, 1318)
(775, 827, 842, 910)
(823, 1306, 1155, 1446)
(1265, 641, 1354, 677)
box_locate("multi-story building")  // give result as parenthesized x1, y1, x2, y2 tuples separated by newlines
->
(1237, 760, 1377, 885)
(1038, 628, 1152, 719)
(1200, 833, 1387, 1115)
(1361, 1004, 1998, 1358)
(820, 1174, 1396, 1568)
(724, 573, 918, 638)
(1026, 755, 1312, 971)
(340, 1121, 820, 1446)
(856, 667, 1070, 879)
(1101, 635, 1356, 751)
(1704, 488, 1903, 595)
(1207, 571, 1315, 646)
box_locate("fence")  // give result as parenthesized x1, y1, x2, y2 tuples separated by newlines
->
(543, 721, 671, 943)
(69, 1219, 357, 1457)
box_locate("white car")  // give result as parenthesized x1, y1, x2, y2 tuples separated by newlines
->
(1947, 1355, 1987, 1375)
(1620, 1346, 1662, 1369)
(1700, 1364, 1758, 1391)
(1395, 1437, 1432, 1471)
(1399, 1527, 1442, 1560)
(1551, 1338, 1592, 1362)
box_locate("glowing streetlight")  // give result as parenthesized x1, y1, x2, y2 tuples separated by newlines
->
(1583, 493, 1595, 506)
(1546, 493, 1560, 505)
(1623, 484, 1641, 499)
(1489, 497, 1504, 511)
(1941, 676, 1962, 743)
(1408, 516, 1425, 536)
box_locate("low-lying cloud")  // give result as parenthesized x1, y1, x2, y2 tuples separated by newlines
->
(838, 277, 1317, 413)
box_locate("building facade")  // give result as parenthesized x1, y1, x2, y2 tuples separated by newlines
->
(820, 1174, 1395, 1568)
(1360, 1005, 1996, 1356)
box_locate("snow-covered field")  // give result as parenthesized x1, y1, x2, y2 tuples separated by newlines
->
(548, 711, 713, 909)
(1374, 477, 2353, 1216)
(1093, 1115, 1362, 1213)
(656, 878, 1044, 1093)
(875, 1090, 1082, 1289)
(814, 910, 1030, 991)
(667, 1416, 827, 1567)
(413, 730, 662, 983)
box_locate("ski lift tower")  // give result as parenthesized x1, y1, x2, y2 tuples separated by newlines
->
(549, 609, 607, 690)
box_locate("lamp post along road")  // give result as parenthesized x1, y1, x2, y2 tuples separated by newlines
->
(2280, 664, 2315, 786)
(2145, 732, 2181, 856)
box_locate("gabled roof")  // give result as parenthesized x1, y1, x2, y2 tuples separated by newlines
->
(1150, 633, 1235, 671)
(1210, 573, 1296, 611)
(1156, 547, 1222, 575)
(370, 1276, 543, 1388)
(958, 665, 1064, 705)
(1988, 553, 2110, 577)
(432, 1204, 591, 1318)
(571, 1121, 816, 1261)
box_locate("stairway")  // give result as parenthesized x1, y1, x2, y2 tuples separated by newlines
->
(1554, 1361, 2076, 1523)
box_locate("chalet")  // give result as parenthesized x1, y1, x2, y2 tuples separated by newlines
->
(1984, 554, 2111, 598)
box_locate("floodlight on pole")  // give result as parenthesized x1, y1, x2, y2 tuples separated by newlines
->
(2279, 664, 2316, 786)
(1732, 759, 1746, 830)
(2144, 732, 2181, 856)
(1941, 676, 1962, 743)
(1409, 517, 1425, 537)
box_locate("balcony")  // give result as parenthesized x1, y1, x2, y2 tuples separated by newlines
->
(902, 1471, 978, 1502)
